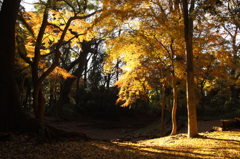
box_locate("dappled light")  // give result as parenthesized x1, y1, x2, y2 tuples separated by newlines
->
(0, 0, 240, 158)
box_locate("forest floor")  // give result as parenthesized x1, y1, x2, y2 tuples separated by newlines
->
(1, 118, 240, 158)
(43, 116, 222, 141)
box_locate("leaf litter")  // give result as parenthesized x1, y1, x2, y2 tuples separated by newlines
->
(1, 129, 240, 159)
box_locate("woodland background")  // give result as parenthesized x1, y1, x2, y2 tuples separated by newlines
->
(0, 0, 240, 158)
(0, 0, 239, 141)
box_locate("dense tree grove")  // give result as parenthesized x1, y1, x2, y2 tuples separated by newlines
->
(0, 0, 239, 138)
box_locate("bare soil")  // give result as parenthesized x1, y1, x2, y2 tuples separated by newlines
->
(44, 116, 221, 141)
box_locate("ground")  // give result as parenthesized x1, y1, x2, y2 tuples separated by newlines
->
(1, 119, 240, 158)
(44, 117, 221, 141)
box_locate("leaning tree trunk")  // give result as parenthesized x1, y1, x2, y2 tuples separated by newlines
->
(182, 0, 198, 138)
(0, 0, 25, 131)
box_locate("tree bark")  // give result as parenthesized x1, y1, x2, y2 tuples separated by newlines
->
(0, 0, 25, 131)
(161, 84, 165, 137)
(169, 39, 178, 136)
(182, 0, 198, 138)
(32, 8, 49, 121)
(170, 75, 178, 135)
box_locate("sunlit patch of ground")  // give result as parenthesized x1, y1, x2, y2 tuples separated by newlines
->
(1, 129, 240, 158)
(114, 129, 240, 158)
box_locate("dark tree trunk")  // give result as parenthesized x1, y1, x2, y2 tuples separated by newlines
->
(0, 0, 40, 132)
(116, 58, 119, 81)
(84, 61, 88, 88)
(106, 73, 111, 89)
(75, 77, 80, 107)
(0, 0, 26, 131)
(25, 86, 32, 110)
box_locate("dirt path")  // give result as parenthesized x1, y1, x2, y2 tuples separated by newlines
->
(45, 116, 222, 141)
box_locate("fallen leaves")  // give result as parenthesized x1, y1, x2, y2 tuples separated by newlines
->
(1, 130, 240, 158)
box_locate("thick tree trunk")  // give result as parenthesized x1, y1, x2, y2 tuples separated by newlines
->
(34, 90, 46, 120)
(0, 0, 41, 132)
(0, 0, 25, 131)
(182, 0, 198, 138)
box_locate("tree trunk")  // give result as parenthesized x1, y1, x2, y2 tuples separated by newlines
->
(0, 0, 40, 132)
(75, 77, 80, 107)
(116, 58, 119, 81)
(52, 50, 89, 118)
(31, 7, 49, 122)
(182, 0, 198, 138)
(24, 86, 31, 109)
(84, 61, 88, 88)
(161, 84, 165, 137)
(0, 0, 26, 131)
(171, 75, 178, 135)
(34, 90, 46, 120)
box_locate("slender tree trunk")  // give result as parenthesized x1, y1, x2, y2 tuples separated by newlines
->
(17, 75, 27, 106)
(161, 84, 165, 137)
(32, 8, 49, 122)
(171, 75, 178, 135)
(182, 0, 198, 137)
(116, 58, 119, 81)
(75, 77, 80, 107)
(84, 61, 88, 88)
(24, 87, 31, 108)
(49, 82, 53, 107)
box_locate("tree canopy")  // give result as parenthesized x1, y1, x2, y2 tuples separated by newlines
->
(0, 0, 239, 139)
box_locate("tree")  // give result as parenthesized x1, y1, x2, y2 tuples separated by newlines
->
(0, 0, 24, 131)
(51, 40, 96, 118)
(0, 0, 40, 132)
(182, 0, 198, 137)
(215, 0, 240, 101)
(18, 1, 99, 122)
(103, 0, 187, 136)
